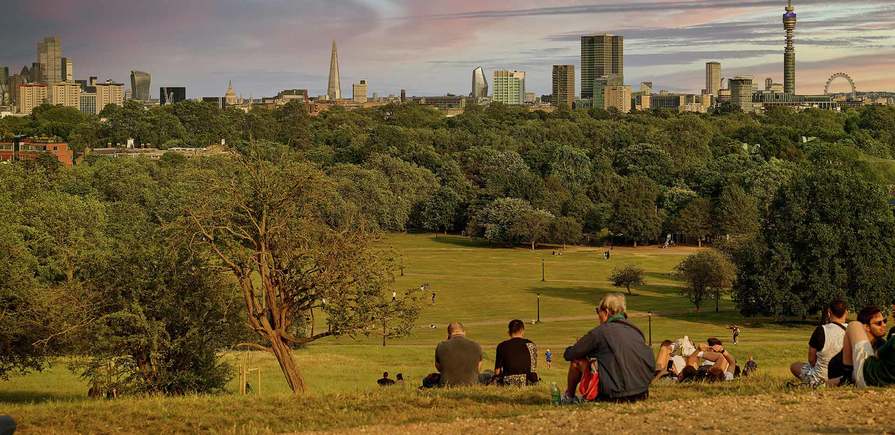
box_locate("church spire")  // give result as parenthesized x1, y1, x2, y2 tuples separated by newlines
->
(327, 40, 341, 101)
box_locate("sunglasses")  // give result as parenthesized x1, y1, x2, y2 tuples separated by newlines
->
(872, 319, 888, 326)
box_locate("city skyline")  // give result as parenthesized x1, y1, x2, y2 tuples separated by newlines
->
(1, 1, 894, 98)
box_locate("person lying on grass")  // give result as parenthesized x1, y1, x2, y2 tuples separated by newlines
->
(561, 293, 655, 403)
(493, 319, 539, 386)
(789, 299, 849, 387)
(831, 306, 895, 388)
(653, 337, 737, 383)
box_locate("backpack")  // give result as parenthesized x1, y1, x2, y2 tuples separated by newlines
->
(578, 359, 600, 401)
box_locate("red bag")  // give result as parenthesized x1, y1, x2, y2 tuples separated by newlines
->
(577, 359, 600, 401)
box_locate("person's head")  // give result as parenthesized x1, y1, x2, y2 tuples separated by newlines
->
(857, 306, 887, 339)
(661, 340, 674, 348)
(678, 366, 698, 382)
(447, 322, 466, 338)
(596, 293, 626, 324)
(707, 366, 726, 383)
(382, 371, 389, 379)
(508, 319, 525, 337)
(827, 299, 848, 322)
(396, 373, 403, 381)
(707, 337, 723, 347)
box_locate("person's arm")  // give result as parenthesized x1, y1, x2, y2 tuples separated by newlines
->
(808, 326, 825, 366)
(808, 347, 818, 366)
(563, 330, 601, 361)
(435, 344, 442, 372)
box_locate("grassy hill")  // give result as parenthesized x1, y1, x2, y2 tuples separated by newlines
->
(2, 234, 877, 433)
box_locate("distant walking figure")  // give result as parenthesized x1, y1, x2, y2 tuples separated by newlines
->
(392, 291, 397, 302)
(432, 291, 436, 305)
(729, 325, 741, 344)
(545, 349, 553, 369)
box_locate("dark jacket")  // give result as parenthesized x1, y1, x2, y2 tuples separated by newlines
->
(564, 319, 655, 399)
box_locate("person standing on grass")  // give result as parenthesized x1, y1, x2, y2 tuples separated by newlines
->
(561, 293, 654, 403)
(833, 306, 894, 387)
(422, 322, 483, 388)
(494, 319, 539, 386)
(789, 299, 848, 387)
(729, 324, 741, 344)
(545, 349, 553, 369)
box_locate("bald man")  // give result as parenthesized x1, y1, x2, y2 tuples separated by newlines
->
(434, 322, 483, 387)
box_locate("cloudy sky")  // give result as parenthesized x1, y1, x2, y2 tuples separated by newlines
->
(1, 0, 893, 98)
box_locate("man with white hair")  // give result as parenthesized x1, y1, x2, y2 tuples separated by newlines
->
(562, 293, 655, 403)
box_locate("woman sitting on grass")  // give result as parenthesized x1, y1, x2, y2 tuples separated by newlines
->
(561, 293, 655, 403)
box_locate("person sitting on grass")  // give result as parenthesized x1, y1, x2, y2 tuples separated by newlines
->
(833, 306, 895, 388)
(789, 299, 848, 387)
(654, 337, 737, 382)
(562, 293, 655, 403)
(422, 322, 483, 388)
(494, 319, 539, 386)
(377, 371, 396, 387)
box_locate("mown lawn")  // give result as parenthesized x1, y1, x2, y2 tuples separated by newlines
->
(1, 234, 837, 433)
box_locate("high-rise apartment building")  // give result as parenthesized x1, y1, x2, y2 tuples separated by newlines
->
(49, 81, 81, 109)
(17, 83, 47, 114)
(552, 65, 575, 109)
(61, 58, 73, 81)
(95, 80, 125, 114)
(705, 62, 721, 95)
(327, 41, 341, 101)
(492, 70, 526, 105)
(581, 34, 623, 99)
(471, 67, 488, 100)
(783, 0, 797, 94)
(130, 71, 151, 101)
(729, 77, 754, 113)
(352, 80, 368, 104)
(37, 36, 62, 84)
(604, 85, 632, 113)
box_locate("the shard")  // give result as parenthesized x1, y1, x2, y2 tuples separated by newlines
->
(327, 40, 341, 101)
(471, 66, 488, 100)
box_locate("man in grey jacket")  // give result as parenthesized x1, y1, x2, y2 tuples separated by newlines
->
(563, 293, 655, 402)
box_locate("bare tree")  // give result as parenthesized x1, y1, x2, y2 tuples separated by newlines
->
(179, 148, 399, 393)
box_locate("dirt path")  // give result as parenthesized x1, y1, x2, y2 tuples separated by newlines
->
(314, 388, 895, 434)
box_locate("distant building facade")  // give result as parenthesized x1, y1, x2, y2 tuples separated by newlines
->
(705, 62, 721, 95)
(79, 93, 96, 115)
(581, 34, 623, 99)
(327, 41, 341, 100)
(471, 67, 489, 100)
(552, 65, 575, 109)
(130, 71, 151, 101)
(95, 80, 125, 114)
(0, 137, 73, 167)
(352, 80, 368, 104)
(61, 57, 73, 82)
(160, 87, 186, 105)
(729, 77, 755, 112)
(603, 85, 632, 113)
(49, 81, 81, 109)
(37, 36, 62, 85)
(492, 70, 526, 105)
(17, 83, 47, 114)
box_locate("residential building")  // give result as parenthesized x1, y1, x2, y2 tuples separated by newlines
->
(492, 70, 526, 105)
(95, 80, 125, 114)
(61, 58, 73, 81)
(471, 67, 488, 100)
(160, 87, 186, 105)
(552, 65, 575, 109)
(327, 41, 341, 100)
(79, 92, 96, 115)
(706, 62, 721, 95)
(729, 77, 755, 112)
(352, 80, 368, 104)
(581, 34, 623, 99)
(49, 81, 81, 109)
(0, 138, 73, 167)
(17, 83, 47, 114)
(130, 71, 151, 101)
(37, 36, 62, 84)
(603, 85, 632, 113)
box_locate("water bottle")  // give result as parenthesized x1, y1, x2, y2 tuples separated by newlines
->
(550, 382, 561, 405)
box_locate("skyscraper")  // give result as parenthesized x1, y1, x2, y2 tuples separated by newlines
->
(352, 80, 368, 104)
(37, 36, 62, 84)
(552, 65, 575, 109)
(130, 71, 151, 101)
(581, 34, 623, 99)
(327, 41, 341, 101)
(783, 0, 797, 94)
(729, 77, 754, 113)
(492, 70, 525, 105)
(705, 62, 721, 96)
(471, 67, 488, 100)
(160, 87, 186, 105)
(0, 66, 8, 105)
(61, 58, 73, 81)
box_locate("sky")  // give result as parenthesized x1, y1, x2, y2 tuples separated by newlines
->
(1, 0, 894, 98)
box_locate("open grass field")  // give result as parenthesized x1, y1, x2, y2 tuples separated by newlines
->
(2, 234, 891, 434)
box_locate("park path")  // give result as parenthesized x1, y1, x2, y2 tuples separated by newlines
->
(312, 388, 895, 434)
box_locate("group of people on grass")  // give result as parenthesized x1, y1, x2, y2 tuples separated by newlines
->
(789, 299, 895, 389)
(416, 293, 895, 404)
